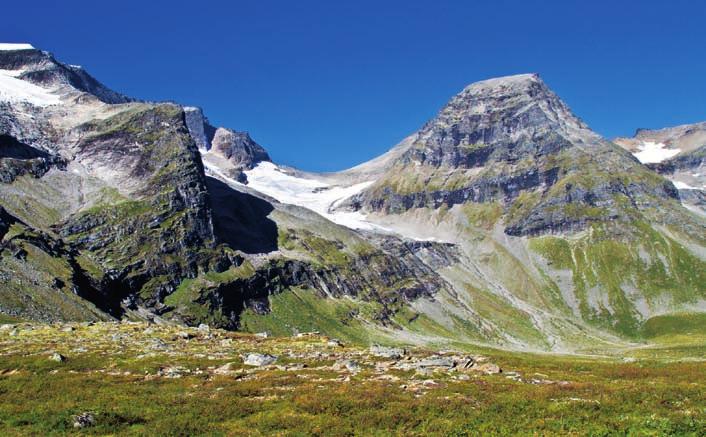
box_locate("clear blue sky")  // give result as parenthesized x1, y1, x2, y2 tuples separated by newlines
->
(4, 1, 706, 171)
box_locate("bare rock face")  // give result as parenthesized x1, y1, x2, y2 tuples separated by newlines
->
(210, 127, 270, 170)
(183, 106, 213, 151)
(402, 73, 590, 169)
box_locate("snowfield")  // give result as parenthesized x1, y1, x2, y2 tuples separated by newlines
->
(203, 158, 384, 230)
(633, 141, 680, 164)
(673, 180, 700, 190)
(0, 43, 35, 51)
(0, 69, 62, 107)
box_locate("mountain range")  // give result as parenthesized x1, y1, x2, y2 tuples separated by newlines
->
(1, 44, 704, 353)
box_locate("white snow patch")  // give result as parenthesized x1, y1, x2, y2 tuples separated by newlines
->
(245, 162, 381, 230)
(633, 141, 680, 164)
(673, 180, 699, 190)
(0, 69, 61, 106)
(203, 157, 383, 231)
(0, 43, 34, 51)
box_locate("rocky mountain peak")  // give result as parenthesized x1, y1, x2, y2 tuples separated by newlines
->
(402, 73, 592, 168)
(0, 44, 131, 104)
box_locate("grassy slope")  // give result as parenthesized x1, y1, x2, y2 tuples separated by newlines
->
(239, 287, 385, 345)
(529, 222, 706, 338)
(0, 323, 703, 436)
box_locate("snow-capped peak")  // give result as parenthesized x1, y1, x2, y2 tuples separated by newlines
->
(0, 43, 35, 51)
(0, 69, 62, 107)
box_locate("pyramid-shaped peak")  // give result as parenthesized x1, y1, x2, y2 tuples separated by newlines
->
(464, 73, 542, 91)
(457, 73, 553, 101)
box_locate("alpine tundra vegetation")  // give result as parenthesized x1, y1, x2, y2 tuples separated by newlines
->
(0, 42, 704, 435)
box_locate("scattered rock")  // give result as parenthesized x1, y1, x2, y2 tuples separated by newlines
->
(242, 353, 277, 367)
(61, 326, 75, 333)
(455, 357, 476, 370)
(150, 339, 169, 350)
(398, 356, 455, 371)
(73, 412, 96, 428)
(197, 324, 210, 333)
(327, 338, 344, 347)
(334, 359, 361, 373)
(158, 366, 189, 378)
(370, 345, 406, 359)
(422, 379, 440, 387)
(473, 362, 502, 374)
(175, 331, 194, 340)
(0, 324, 16, 331)
(49, 352, 66, 363)
(255, 332, 269, 339)
(295, 331, 320, 338)
(213, 362, 237, 375)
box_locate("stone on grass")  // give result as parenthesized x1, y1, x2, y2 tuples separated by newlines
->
(327, 338, 344, 347)
(242, 353, 278, 367)
(73, 412, 96, 428)
(213, 362, 237, 375)
(473, 362, 502, 374)
(407, 356, 455, 370)
(175, 331, 194, 340)
(49, 352, 66, 363)
(334, 359, 361, 373)
(370, 345, 406, 359)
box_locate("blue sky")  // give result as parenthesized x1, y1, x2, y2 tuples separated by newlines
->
(4, 1, 706, 171)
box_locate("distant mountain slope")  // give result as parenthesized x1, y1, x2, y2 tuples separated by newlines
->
(0, 44, 703, 352)
(615, 122, 706, 216)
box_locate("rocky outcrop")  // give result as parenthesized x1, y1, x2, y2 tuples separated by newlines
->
(183, 106, 215, 151)
(210, 128, 270, 170)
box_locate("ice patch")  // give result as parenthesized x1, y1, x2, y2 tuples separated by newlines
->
(0, 69, 61, 106)
(203, 157, 383, 231)
(244, 162, 381, 230)
(633, 141, 680, 164)
(0, 43, 34, 51)
(672, 180, 699, 190)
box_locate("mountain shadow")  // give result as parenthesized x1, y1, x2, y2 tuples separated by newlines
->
(0, 134, 50, 159)
(206, 176, 278, 254)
